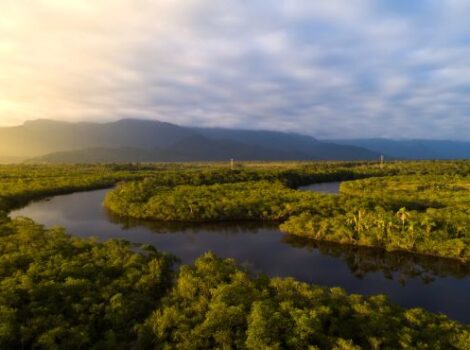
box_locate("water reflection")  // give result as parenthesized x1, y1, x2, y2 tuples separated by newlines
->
(283, 235, 470, 284)
(108, 211, 470, 284)
(106, 211, 273, 235)
(298, 181, 341, 194)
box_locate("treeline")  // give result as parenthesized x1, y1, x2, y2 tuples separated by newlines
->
(281, 207, 469, 261)
(0, 162, 376, 223)
(104, 179, 386, 222)
(0, 164, 148, 210)
(1, 160, 468, 209)
(0, 220, 469, 349)
(103, 164, 378, 189)
(105, 181, 315, 221)
(282, 175, 469, 261)
(0, 162, 370, 211)
(281, 175, 466, 260)
(340, 175, 470, 207)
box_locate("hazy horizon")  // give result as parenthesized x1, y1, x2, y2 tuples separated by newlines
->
(1, 1, 470, 140)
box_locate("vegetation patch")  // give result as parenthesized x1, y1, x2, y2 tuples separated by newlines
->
(104, 165, 470, 262)
(0, 218, 174, 349)
(281, 175, 470, 261)
(105, 180, 320, 221)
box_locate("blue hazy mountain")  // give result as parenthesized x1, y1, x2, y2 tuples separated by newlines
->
(327, 138, 470, 160)
(2, 119, 467, 163)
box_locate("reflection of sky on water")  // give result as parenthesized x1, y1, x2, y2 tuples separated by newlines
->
(298, 182, 341, 194)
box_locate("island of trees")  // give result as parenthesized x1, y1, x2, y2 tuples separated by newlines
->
(104, 161, 470, 262)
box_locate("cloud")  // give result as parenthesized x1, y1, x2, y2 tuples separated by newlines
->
(0, 0, 469, 139)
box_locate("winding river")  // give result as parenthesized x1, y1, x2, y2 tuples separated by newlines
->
(10, 183, 470, 323)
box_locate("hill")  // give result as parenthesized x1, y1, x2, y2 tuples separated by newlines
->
(0, 119, 193, 159)
(0, 119, 381, 163)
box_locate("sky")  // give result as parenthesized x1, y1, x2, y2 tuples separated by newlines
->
(1, 0, 469, 139)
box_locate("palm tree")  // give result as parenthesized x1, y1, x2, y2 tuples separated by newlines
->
(420, 216, 436, 236)
(396, 207, 410, 232)
(407, 220, 419, 250)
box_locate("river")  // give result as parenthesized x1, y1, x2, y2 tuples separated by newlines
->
(10, 184, 470, 323)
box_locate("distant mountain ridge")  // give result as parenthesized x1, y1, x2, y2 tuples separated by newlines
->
(0, 119, 382, 163)
(327, 138, 470, 160)
(0, 119, 193, 159)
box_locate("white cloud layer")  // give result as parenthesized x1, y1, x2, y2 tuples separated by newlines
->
(1, 0, 469, 139)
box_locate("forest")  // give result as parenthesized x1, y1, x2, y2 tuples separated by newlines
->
(0, 161, 469, 349)
(1, 220, 469, 349)
(104, 161, 470, 261)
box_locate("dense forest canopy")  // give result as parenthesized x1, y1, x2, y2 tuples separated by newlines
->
(1, 219, 468, 349)
(0, 161, 469, 348)
(103, 161, 470, 262)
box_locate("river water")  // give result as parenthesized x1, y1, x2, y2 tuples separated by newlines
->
(298, 181, 341, 194)
(10, 184, 470, 323)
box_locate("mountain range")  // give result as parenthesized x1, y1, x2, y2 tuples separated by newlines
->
(0, 119, 380, 163)
(326, 139, 470, 160)
(0, 119, 468, 163)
